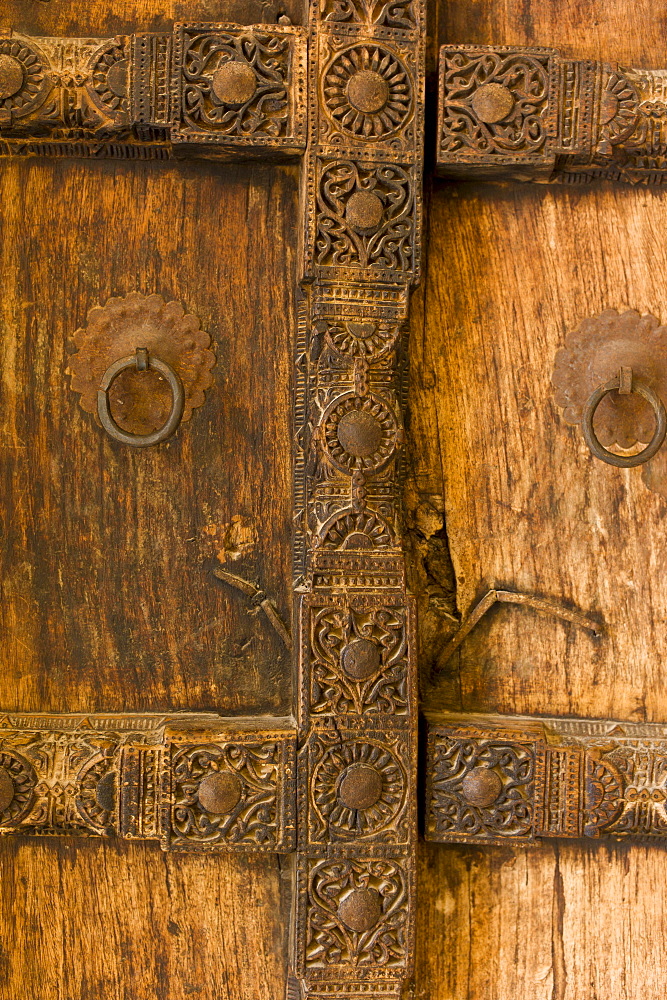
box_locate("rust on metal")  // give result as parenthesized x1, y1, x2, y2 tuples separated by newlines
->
(426, 711, 667, 845)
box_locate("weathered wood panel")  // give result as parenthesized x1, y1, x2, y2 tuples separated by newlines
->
(0, 155, 296, 717)
(0, 837, 288, 1000)
(412, 1, 667, 998)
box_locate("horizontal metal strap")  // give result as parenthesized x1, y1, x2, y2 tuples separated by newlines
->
(425, 711, 667, 845)
(0, 712, 296, 851)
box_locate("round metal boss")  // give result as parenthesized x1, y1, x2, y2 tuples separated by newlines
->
(581, 374, 667, 468)
(97, 349, 185, 447)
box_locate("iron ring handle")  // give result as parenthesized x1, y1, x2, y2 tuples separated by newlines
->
(581, 373, 667, 468)
(97, 349, 185, 447)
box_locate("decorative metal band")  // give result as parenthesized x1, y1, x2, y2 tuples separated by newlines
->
(0, 713, 296, 851)
(291, 0, 423, 995)
(425, 712, 667, 845)
(437, 45, 667, 184)
(0, 25, 307, 159)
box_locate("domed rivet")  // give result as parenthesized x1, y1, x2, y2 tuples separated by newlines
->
(0, 55, 24, 101)
(346, 70, 390, 114)
(461, 766, 503, 808)
(198, 771, 243, 814)
(338, 764, 383, 810)
(337, 887, 382, 932)
(337, 409, 383, 458)
(471, 83, 515, 124)
(0, 766, 15, 813)
(341, 638, 381, 680)
(212, 62, 257, 106)
(345, 190, 384, 230)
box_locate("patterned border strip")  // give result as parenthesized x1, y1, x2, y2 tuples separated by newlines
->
(0, 713, 296, 851)
(0, 25, 307, 159)
(425, 712, 667, 845)
(437, 44, 667, 184)
(291, 0, 424, 995)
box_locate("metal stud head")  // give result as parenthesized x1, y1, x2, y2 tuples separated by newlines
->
(338, 764, 383, 810)
(461, 766, 503, 808)
(337, 888, 382, 932)
(198, 771, 243, 814)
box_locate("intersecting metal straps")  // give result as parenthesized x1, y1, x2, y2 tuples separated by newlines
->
(437, 44, 667, 185)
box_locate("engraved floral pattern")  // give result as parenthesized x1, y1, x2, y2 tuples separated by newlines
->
(75, 753, 117, 832)
(319, 508, 396, 549)
(322, 45, 412, 141)
(310, 737, 407, 840)
(0, 37, 49, 122)
(440, 49, 550, 157)
(0, 748, 36, 826)
(305, 858, 409, 969)
(322, 392, 400, 475)
(428, 736, 534, 840)
(308, 604, 409, 716)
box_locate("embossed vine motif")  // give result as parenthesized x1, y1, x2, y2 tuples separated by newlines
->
(430, 737, 534, 839)
(441, 50, 550, 156)
(310, 605, 408, 715)
(321, 0, 418, 30)
(306, 858, 409, 969)
(315, 160, 414, 271)
(180, 30, 291, 136)
(171, 741, 280, 847)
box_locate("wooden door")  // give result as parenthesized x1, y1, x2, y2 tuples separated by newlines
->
(0, 2, 298, 997)
(1, 0, 666, 998)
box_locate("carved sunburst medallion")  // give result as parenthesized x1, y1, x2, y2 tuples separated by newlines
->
(91, 42, 130, 114)
(76, 755, 117, 832)
(322, 44, 412, 139)
(598, 71, 639, 153)
(319, 507, 395, 549)
(322, 392, 399, 475)
(324, 319, 400, 360)
(0, 38, 49, 119)
(312, 740, 405, 837)
(0, 749, 36, 826)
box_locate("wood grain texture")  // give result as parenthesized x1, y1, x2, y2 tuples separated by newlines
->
(0, 0, 307, 37)
(0, 837, 289, 1000)
(412, 1, 667, 998)
(0, 156, 296, 716)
